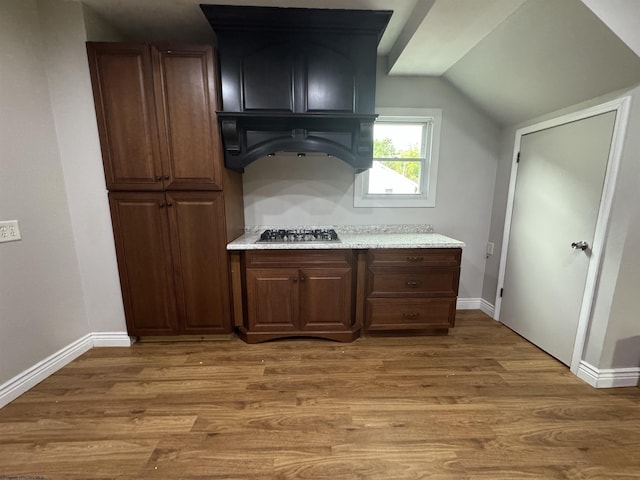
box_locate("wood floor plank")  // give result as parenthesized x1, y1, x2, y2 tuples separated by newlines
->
(0, 310, 638, 479)
(0, 440, 158, 477)
(0, 415, 197, 442)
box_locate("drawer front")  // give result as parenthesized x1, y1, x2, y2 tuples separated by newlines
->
(367, 267, 459, 297)
(366, 298, 456, 330)
(367, 248, 461, 267)
(245, 249, 353, 268)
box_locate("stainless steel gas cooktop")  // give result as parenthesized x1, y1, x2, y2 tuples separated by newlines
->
(256, 228, 340, 243)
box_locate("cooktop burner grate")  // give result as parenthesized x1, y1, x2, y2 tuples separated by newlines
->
(256, 228, 340, 243)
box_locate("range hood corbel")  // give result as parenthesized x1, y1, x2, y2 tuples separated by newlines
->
(200, 5, 391, 172)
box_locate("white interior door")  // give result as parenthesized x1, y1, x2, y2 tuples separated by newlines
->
(500, 111, 616, 365)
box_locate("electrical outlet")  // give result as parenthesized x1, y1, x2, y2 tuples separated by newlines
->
(486, 241, 495, 257)
(0, 220, 22, 243)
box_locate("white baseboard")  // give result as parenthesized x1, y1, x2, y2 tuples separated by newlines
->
(577, 360, 640, 388)
(456, 298, 481, 310)
(92, 331, 134, 347)
(456, 298, 495, 318)
(0, 331, 131, 409)
(479, 299, 495, 318)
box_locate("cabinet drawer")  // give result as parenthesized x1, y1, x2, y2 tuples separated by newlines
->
(367, 248, 461, 267)
(366, 298, 456, 330)
(245, 250, 353, 268)
(367, 267, 459, 297)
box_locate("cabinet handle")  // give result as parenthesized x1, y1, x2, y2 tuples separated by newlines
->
(407, 256, 424, 262)
(406, 280, 419, 287)
(403, 312, 420, 319)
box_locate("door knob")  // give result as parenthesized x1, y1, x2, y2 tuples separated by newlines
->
(571, 241, 589, 251)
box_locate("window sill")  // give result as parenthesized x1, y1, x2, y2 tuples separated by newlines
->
(353, 194, 435, 208)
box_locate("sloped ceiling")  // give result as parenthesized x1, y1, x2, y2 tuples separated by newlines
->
(581, 0, 640, 58)
(80, 0, 640, 126)
(386, 0, 528, 76)
(443, 0, 640, 125)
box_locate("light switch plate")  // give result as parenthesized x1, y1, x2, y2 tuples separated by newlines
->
(0, 220, 21, 243)
(486, 241, 495, 256)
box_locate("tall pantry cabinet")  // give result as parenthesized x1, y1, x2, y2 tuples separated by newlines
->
(87, 43, 244, 336)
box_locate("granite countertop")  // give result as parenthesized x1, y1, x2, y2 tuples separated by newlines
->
(227, 225, 465, 250)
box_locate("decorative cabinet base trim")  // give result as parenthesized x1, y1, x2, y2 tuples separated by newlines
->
(236, 326, 361, 344)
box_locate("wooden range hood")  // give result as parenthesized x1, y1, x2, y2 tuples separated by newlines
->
(200, 5, 392, 172)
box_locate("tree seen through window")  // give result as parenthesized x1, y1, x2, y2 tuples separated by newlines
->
(373, 137, 421, 184)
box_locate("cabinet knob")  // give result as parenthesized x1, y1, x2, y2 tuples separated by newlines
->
(299, 275, 305, 282)
(163, 175, 170, 180)
(158, 202, 165, 208)
(407, 256, 424, 262)
(166, 201, 173, 207)
(155, 175, 162, 181)
(403, 312, 420, 319)
(292, 277, 298, 283)
(406, 280, 419, 287)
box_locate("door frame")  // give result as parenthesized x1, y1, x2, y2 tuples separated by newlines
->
(494, 96, 631, 374)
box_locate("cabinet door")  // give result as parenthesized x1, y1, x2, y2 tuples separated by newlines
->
(109, 192, 178, 335)
(305, 44, 356, 113)
(87, 43, 163, 191)
(153, 45, 223, 190)
(245, 269, 298, 332)
(299, 267, 353, 331)
(167, 192, 231, 333)
(240, 40, 294, 112)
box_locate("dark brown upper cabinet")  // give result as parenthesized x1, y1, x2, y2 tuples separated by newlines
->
(87, 43, 223, 191)
(200, 6, 392, 172)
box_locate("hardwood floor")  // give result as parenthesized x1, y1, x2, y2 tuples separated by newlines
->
(0, 310, 638, 479)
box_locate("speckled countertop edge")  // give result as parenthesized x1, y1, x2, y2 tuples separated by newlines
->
(227, 224, 465, 250)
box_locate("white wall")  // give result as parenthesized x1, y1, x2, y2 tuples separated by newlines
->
(602, 194, 640, 369)
(36, 0, 126, 334)
(242, 64, 501, 299)
(481, 130, 514, 302)
(584, 85, 640, 370)
(0, 0, 89, 383)
(82, 3, 124, 41)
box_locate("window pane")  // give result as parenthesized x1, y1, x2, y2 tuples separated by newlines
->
(355, 108, 440, 207)
(373, 123, 424, 159)
(368, 160, 422, 194)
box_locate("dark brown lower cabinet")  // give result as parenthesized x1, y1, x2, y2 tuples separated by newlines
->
(239, 250, 359, 343)
(365, 248, 462, 333)
(109, 191, 231, 336)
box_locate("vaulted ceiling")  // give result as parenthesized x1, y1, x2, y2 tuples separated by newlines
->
(80, 0, 640, 126)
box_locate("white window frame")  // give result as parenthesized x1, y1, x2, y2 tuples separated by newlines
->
(354, 107, 441, 208)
